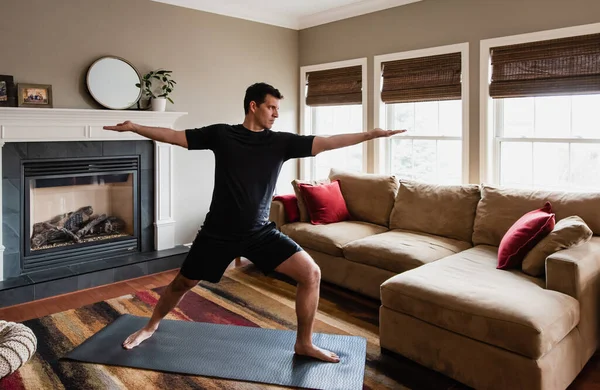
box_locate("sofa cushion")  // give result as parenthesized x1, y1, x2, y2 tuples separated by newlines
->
(306, 249, 395, 300)
(523, 215, 594, 277)
(343, 229, 471, 274)
(389, 180, 481, 242)
(473, 185, 600, 246)
(381, 245, 580, 359)
(329, 168, 399, 227)
(291, 178, 330, 222)
(298, 180, 351, 224)
(281, 221, 387, 257)
(497, 201, 555, 270)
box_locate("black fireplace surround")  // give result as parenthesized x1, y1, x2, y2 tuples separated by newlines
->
(0, 141, 188, 308)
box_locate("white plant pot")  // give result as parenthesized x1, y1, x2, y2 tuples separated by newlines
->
(151, 97, 167, 112)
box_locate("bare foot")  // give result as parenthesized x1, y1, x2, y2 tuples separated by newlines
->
(122, 326, 157, 349)
(294, 342, 340, 363)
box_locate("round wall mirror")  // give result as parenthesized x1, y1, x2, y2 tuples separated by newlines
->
(86, 56, 142, 110)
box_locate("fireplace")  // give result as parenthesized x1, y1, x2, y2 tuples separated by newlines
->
(1, 140, 156, 279)
(0, 108, 188, 289)
(23, 156, 141, 272)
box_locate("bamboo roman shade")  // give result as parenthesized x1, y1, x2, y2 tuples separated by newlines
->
(489, 33, 600, 98)
(381, 52, 462, 104)
(305, 66, 362, 106)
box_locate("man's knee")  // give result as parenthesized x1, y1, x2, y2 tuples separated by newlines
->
(300, 261, 321, 286)
(276, 251, 321, 285)
(170, 272, 198, 293)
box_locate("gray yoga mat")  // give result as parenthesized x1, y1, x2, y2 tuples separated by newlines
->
(65, 314, 367, 390)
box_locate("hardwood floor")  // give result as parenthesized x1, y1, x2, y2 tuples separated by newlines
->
(0, 270, 178, 323)
(1, 260, 599, 389)
(0, 258, 248, 323)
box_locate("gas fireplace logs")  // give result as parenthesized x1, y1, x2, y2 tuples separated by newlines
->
(30, 206, 126, 250)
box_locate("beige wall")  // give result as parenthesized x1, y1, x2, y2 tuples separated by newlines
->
(299, 0, 600, 183)
(5, 0, 598, 245)
(2, 0, 298, 245)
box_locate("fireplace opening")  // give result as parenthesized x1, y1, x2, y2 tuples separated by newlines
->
(22, 157, 141, 272)
(29, 174, 134, 251)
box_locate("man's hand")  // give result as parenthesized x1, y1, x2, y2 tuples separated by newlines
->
(369, 128, 407, 139)
(103, 121, 138, 133)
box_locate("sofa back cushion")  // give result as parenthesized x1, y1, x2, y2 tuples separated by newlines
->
(473, 185, 600, 246)
(389, 180, 481, 242)
(328, 168, 399, 227)
(522, 215, 593, 277)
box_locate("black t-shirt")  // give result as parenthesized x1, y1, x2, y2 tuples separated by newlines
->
(185, 124, 315, 236)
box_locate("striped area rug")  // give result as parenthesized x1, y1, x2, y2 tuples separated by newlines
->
(0, 265, 454, 389)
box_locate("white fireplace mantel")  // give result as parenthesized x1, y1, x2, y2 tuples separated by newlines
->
(0, 107, 188, 281)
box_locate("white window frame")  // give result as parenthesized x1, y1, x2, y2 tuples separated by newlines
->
(373, 43, 470, 184)
(479, 22, 600, 185)
(299, 58, 368, 180)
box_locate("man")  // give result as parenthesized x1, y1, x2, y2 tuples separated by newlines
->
(103, 82, 404, 363)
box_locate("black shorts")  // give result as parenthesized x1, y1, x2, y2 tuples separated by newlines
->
(180, 222, 303, 283)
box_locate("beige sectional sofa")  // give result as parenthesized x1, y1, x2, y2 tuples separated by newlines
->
(269, 169, 600, 390)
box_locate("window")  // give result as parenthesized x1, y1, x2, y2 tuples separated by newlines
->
(300, 59, 367, 180)
(482, 28, 600, 191)
(375, 45, 469, 184)
(310, 104, 363, 179)
(494, 95, 600, 190)
(385, 100, 463, 184)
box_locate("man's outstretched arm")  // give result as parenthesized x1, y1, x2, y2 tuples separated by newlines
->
(103, 121, 188, 148)
(311, 128, 406, 155)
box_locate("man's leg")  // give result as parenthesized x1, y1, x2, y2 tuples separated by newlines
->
(274, 251, 340, 363)
(122, 271, 199, 349)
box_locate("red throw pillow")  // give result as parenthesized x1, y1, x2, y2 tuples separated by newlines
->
(272, 194, 300, 223)
(298, 180, 351, 225)
(497, 201, 556, 270)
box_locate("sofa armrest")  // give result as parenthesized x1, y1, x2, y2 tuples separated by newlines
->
(546, 237, 600, 299)
(546, 236, 600, 358)
(269, 200, 286, 230)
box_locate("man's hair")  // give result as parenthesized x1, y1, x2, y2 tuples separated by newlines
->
(244, 82, 283, 114)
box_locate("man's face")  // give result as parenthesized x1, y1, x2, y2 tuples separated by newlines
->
(252, 94, 279, 129)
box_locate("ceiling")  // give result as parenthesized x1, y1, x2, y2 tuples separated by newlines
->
(151, 0, 422, 30)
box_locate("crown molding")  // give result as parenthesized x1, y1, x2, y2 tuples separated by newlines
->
(299, 0, 421, 29)
(151, 0, 299, 29)
(151, 0, 422, 30)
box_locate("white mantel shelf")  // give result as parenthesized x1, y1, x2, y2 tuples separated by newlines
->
(0, 107, 188, 281)
(0, 107, 187, 142)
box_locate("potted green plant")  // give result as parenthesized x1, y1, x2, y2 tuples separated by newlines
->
(136, 69, 176, 111)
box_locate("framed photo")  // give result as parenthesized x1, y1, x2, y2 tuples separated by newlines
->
(0, 75, 14, 107)
(17, 83, 53, 108)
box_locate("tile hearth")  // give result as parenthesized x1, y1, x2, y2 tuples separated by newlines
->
(0, 246, 189, 308)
